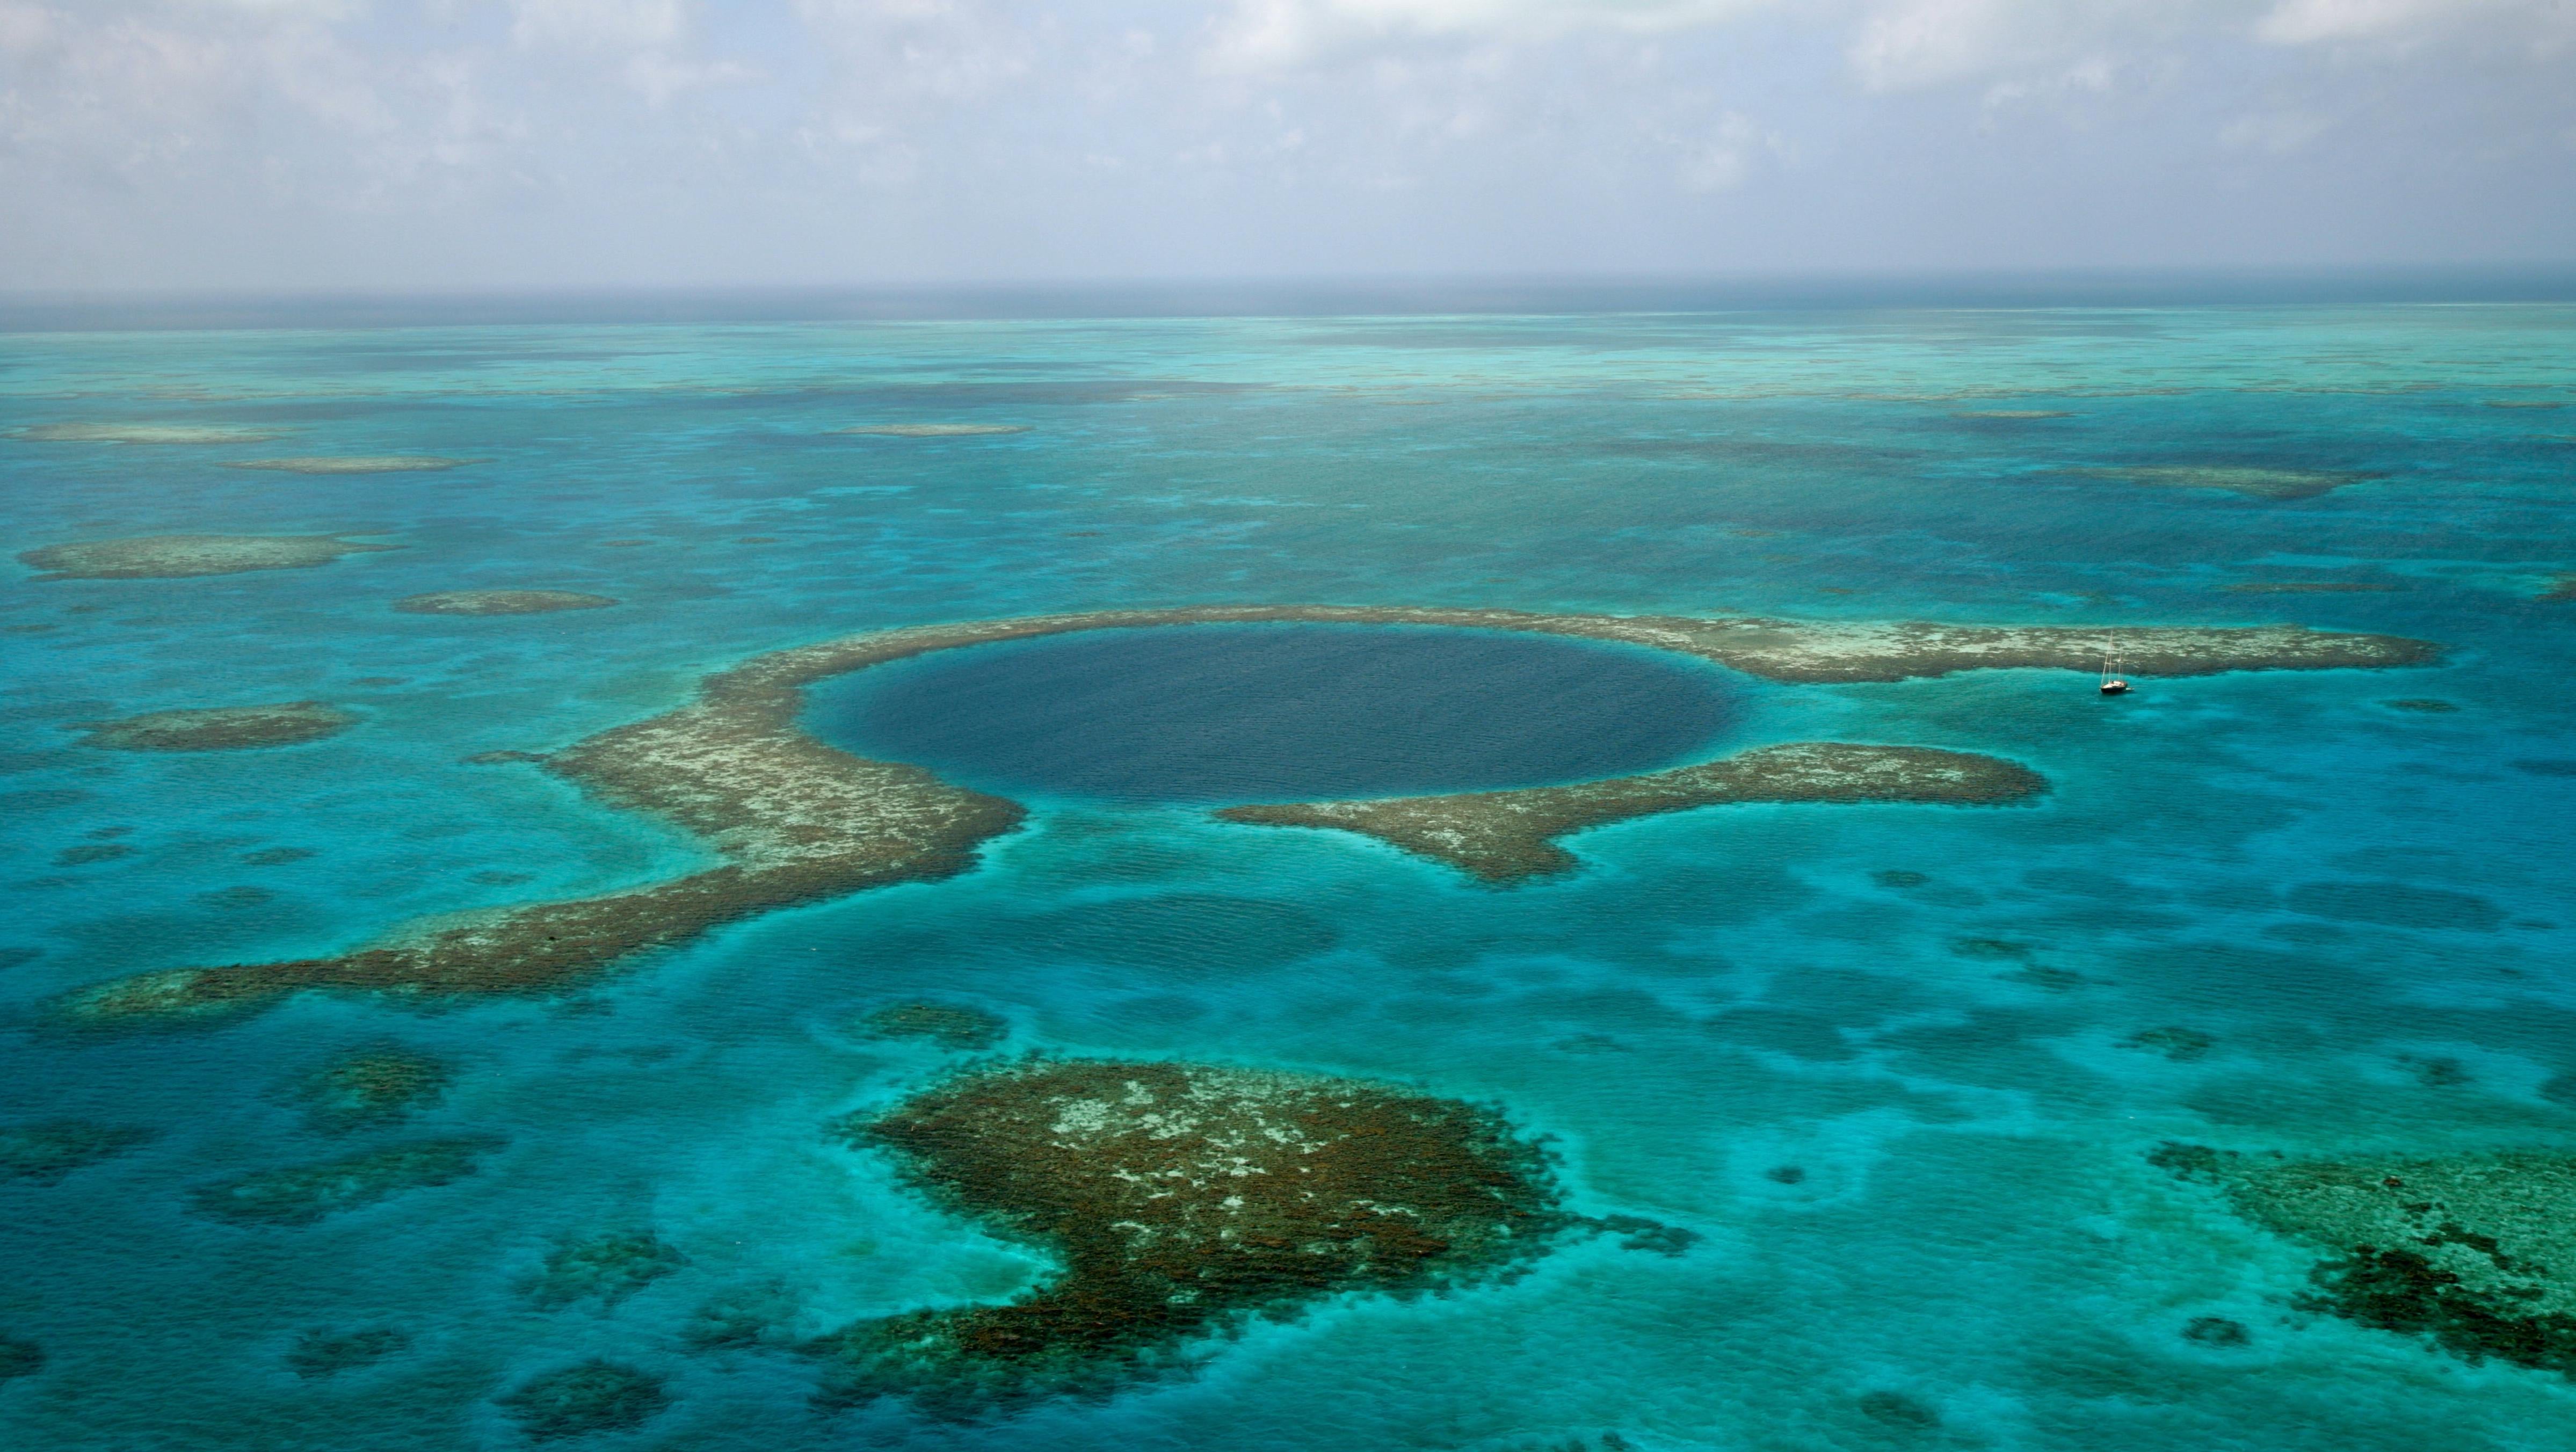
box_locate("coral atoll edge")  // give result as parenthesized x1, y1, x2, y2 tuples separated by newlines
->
(57, 604, 2439, 1029)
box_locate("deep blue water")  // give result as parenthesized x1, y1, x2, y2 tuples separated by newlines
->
(805, 623, 1740, 803)
(1, 304, 2572, 1451)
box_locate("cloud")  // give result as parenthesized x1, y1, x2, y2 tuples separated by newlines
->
(509, 0, 687, 51)
(1, 0, 2570, 287)
(1204, 0, 1775, 71)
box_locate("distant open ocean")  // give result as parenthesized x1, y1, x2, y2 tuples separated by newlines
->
(3, 291, 2573, 1450)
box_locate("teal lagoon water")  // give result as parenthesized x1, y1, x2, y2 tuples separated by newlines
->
(1, 303, 2573, 1450)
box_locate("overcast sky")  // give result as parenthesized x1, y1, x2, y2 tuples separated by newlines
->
(4, 0, 2573, 291)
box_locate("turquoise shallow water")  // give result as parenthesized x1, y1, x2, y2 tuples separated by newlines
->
(2, 304, 2574, 1450)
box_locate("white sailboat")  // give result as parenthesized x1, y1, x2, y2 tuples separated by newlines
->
(2099, 638, 2130, 696)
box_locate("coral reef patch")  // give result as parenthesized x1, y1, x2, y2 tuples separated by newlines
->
(20, 534, 398, 580)
(391, 590, 617, 615)
(499, 1360, 669, 1439)
(526, 1232, 687, 1309)
(0, 1120, 155, 1185)
(0, 1333, 42, 1384)
(857, 1001, 1008, 1051)
(12, 423, 286, 444)
(74, 701, 354, 752)
(814, 1059, 1564, 1412)
(2222, 582, 2398, 594)
(2118, 1027, 2215, 1062)
(686, 1280, 800, 1351)
(2058, 466, 2379, 500)
(2183, 1315, 2251, 1346)
(2385, 699, 2458, 713)
(2541, 577, 2576, 603)
(223, 456, 475, 474)
(2153, 1143, 2576, 1376)
(286, 1045, 453, 1131)
(831, 424, 1028, 437)
(287, 1328, 408, 1378)
(55, 605, 2432, 1027)
(189, 1137, 500, 1226)
(1217, 743, 2047, 883)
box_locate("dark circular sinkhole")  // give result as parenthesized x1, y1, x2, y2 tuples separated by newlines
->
(803, 622, 1743, 804)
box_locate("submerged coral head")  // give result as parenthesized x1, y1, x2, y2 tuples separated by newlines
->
(814, 1058, 1565, 1412)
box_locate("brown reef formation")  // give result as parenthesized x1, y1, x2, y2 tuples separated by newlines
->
(858, 1000, 1009, 1051)
(2058, 466, 2378, 500)
(75, 701, 355, 752)
(2152, 1143, 2576, 1377)
(190, 1137, 500, 1225)
(20, 534, 400, 580)
(814, 1059, 1563, 1412)
(393, 590, 617, 615)
(1220, 743, 2047, 883)
(831, 424, 1029, 437)
(12, 424, 287, 444)
(224, 456, 477, 474)
(2541, 576, 2576, 603)
(55, 605, 2435, 1028)
(285, 1045, 453, 1131)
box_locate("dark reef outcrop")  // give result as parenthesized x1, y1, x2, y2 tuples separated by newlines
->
(857, 1001, 1008, 1051)
(499, 1360, 669, 1439)
(56, 605, 2435, 1028)
(0, 1333, 42, 1384)
(0, 1120, 155, 1184)
(814, 1059, 1563, 1412)
(190, 1137, 500, 1225)
(287, 1327, 408, 1378)
(20, 534, 398, 580)
(2153, 1143, 2576, 1377)
(526, 1232, 687, 1309)
(286, 1046, 453, 1131)
(1218, 743, 2047, 883)
(75, 701, 354, 752)
(391, 590, 617, 615)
